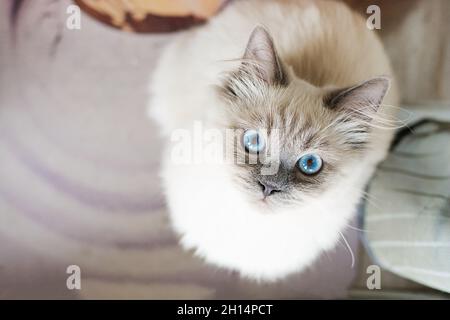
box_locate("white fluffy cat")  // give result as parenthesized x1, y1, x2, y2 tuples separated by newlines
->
(148, 0, 399, 281)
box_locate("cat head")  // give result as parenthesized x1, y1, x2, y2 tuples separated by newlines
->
(218, 26, 390, 207)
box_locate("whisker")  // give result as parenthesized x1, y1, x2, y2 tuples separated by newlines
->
(345, 223, 369, 233)
(339, 231, 355, 268)
(359, 194, 383, 212)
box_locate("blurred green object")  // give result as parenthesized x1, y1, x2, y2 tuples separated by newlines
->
(364, 115, 450, 294)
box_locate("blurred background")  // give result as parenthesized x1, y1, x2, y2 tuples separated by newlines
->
(0, 0, 449, 299)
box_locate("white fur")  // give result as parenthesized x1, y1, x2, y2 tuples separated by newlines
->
(148, 0, 398, 281)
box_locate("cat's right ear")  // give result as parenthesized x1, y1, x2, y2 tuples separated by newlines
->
(324, 76, 391, 122)
(323, 77, 391, 149)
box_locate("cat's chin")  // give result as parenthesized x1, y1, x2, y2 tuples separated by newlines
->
(253, 197, 275, 213)
(236, 184, 294, 212)
(253, 197, 290, 213)
(246, 190, 301, 213)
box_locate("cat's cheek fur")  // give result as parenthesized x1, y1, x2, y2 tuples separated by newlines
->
(161, 149, 367, 281)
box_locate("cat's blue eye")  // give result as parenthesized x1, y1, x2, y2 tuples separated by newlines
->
(297, 153, 323, 175)
(243, 129, 265, 153)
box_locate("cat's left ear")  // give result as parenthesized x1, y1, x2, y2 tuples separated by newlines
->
(220, 26, 288, 100)
(241, 26, 288, 86)
(325, 76, 390, 121)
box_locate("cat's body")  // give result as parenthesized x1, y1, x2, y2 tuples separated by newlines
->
(149, 0, 399, 280)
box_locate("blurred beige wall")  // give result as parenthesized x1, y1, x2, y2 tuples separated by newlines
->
(345, 0, 450, 105)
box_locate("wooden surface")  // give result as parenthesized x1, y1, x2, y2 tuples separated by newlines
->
(73, 0, 227, 33)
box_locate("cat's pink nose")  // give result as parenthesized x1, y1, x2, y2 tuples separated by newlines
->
(258, 181, 281, 198)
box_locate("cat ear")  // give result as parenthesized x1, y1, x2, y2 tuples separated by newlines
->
(325, 77, 390, 121)
(241, 26, 288, 86)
